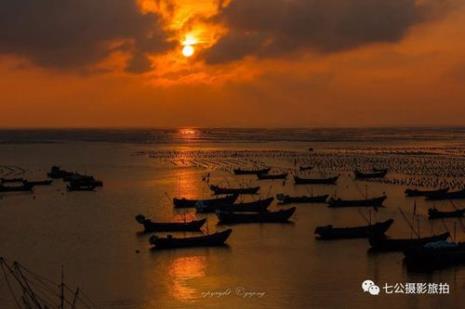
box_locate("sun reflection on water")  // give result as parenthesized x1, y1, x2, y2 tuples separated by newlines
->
(168, 255, 206, 301)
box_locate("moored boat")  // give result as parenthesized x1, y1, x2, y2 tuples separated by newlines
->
(173, 194, 238, 208)
(354, 169, 387, 179)
(428, 208, 465, 219)
(47, 166, 73, 179)
(23, 179, 53, 186)
(327, 195, 386, 208)
(135, 215, 206, 233)
(210, 185, 260, 195)
(426, 188, 465, 201)
(197, 197, 273, 213)
(233, 167, 270, 175)
(404, 241, 465, 272)
(67, 182, 96, 191)
(293, 175, 338, 185)
(216, 207, 296, 224)
(315, 219, 394, 240)
(405, 187, 448, 197)
(369, 232, 450, 251)
(0, 178, 25, 183)
(276, 193, 328, 204)
(149, 229, 232, 249)
(257, 172, 288, 180)
(0, 182, 34, 192)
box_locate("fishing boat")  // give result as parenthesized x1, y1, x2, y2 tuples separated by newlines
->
(405, 187, 449, 197)
(0, 177, 25, 183)
(216, 207, 296, 224)
(315, 219, 394, 240)
(67, 182, 96, 191)
(173, 194, 238, 208)
(327, 195, 387, 208)
(428, 208, 465, 219)
(149, 229, 232, 249)
(293, 175, 338, 185)
(0, 182, 34, 192)
(233, 167, 270, 175)
(135, 215, 206, 233)
(426, 188, 465, 200)
(368, 232, 450, 251)
(354, 169, 387, 179)
(210, 185, 260, 195)
(197, 197, 273, 213)
(64, 174, 103, 187)
(257, 172, 288, 180)
(276, 193, 328, 204)
(404, 241, 465, 272)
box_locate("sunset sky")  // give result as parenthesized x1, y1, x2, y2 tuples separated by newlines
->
(1, 0, 465, 128)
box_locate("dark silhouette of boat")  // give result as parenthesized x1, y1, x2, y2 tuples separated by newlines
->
(299, 165, 313, 171)
(354, 169, 387, 179)
(233, 167, 270, 175)
(257, 172, 288, 180)
(327, 195, 387, 208)
(277, 193, 328, 204)
(64, 174, 103, 187)
(216, 207, 296, 224)
(0, 178, 25, 183)
(428, 208, 465, 219)
(293, 175, 338, 185)
(210, 185, 260, 195)
(426, 188, 465, 200)
(0, 182, 34, 192)
(149, 229, 232, 249)
(197, 197, 273, 213)
(67, 182, 96, 191)
(315, 219, 394, 240)
(405, 187, 448, 197)
(173, 194, 238, 208)
(404, 241, 465, 272)
(369, 232, 450, 251)
(135, 215, 206, 233)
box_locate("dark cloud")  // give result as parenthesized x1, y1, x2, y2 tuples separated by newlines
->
(205, 0, 451, 64)
(0, 0, 173, 72)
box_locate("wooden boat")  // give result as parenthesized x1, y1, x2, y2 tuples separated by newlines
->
(216, 207, 296, 224)
(64, 174, 103, 187)
(173, 194, 238, 208)
(135, 215, 206, 233)
(276, 193, 328, 204)
(197, 197, 273, 213)
(0, 178, 25, 183)
(299, 165, 313, 171)
(257, 172, 288, 180)
(327, 195, 386, 208)
(293, 175, 338, 185)
(149, 229, 232, 249)
(405, 187, 448, 197)
(67, 182, 96, 191)
(428, 208, 465, 219)
(0, 182, 34, 192)
(426, 188, 465, 200)
(23, 179, 53, 186)
(315, 219, 394, 240)
(369, 232, 450, 251)
(233, 167, 270, 175)
(404, 241, 465, 272)
(354, 169, 387, 179)
(210, 185, 260, 195)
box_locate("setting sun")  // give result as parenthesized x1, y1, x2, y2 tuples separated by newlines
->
(182, 45, 195, 57)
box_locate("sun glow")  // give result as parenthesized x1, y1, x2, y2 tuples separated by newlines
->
(182, 45, 195, 57)
(181, 35, 198, 58)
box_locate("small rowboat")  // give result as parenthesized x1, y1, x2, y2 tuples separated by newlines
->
(233, 168, 270, 175)
(277, 194, 328, 204)
(428, 208, 465, 220)
(327, 195, 386, 208)
(315, 219, 394, 240)
(135, 215, 206, 233)
(216, 207, 296, 224)
(257, 173, 288, 180)
(173, 194, 238, 208)
(293, 176, 338, 185)
(354, 169, 387, 179)
(405, 188, 448, 197)
(149, 229, 232, 249)
(426, 189, 465, 201)
(369, 232, 450, 252)
(210, 185, 260, 195)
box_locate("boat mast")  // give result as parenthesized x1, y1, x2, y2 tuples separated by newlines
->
(60, 266, 64, 309)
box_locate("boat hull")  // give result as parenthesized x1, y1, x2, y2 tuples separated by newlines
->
(150, 229, 232, 249)
(216, 207, 296, 224)
(369, 232, 450, 251)
(315, 219, 394, 240)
